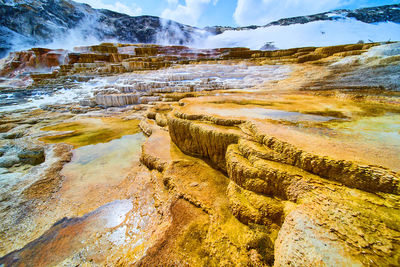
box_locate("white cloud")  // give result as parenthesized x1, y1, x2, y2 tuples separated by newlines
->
(233, 0, 354, 26)
(77, 0, 142, 16)
(161, 0, 218, 26)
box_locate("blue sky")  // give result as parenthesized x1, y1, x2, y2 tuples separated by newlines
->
(75, 0, 400, 27)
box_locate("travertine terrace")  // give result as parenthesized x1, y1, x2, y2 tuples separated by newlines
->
(0, 42, 399, 266)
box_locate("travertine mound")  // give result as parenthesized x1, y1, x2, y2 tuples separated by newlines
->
(1, 41, 399, 266)
(156, 108, 400, 266)
(0, 42, 381, 86)
(139, 124, 278, 266)
(168, 111, 399, 195)
(168, 114, 243, 171)
(227, 181, 283, 226)
(95, 93, 140, 107)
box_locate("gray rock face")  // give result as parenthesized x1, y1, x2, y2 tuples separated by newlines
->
(0, 0, 206, 57)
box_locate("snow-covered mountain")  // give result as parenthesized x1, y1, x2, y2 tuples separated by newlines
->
(0, 1, 399, 57)
(200, 19, 400, 50)
(200, 4, 400, 50)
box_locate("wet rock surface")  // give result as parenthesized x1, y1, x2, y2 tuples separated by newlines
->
(0, 41, 400, 266)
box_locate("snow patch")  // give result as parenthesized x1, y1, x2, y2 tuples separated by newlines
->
(193, 18, 400, 50)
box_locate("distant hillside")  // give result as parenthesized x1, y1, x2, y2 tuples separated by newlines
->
(1, 1, 400, 57)
(0, 0, 206, 57)
(207, 4, 400, 34)
(201, 4, 400, 50)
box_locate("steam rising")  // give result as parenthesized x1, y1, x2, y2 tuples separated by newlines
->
(0, 3, 209, 57)
(44, 16, 118, 51)
(1, 0, 400, 58)
(155, 18, 210, 46)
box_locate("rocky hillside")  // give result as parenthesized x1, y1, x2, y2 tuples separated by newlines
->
(1, 1, 400, 57)
(0, 0, 205, 57)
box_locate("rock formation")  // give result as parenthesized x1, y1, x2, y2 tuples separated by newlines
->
(1, 1, 399, 58)
(138, 96, 400, 265)
(1, 40, 400, 266)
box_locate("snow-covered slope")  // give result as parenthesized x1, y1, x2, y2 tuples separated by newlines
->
(198, 5, 400, 50)
(197, 19, 400, 50)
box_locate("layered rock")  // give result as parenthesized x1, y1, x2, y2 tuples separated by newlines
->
(0, 48, 65, 77)
(241, 122, 400, 195)
(1, 39, 399, 266)
(0, 42, 380, 87)
(167, 113, 243, 171)
(168, 110, 400, 194)
(95, 93, 140, 107)
(162, 107, 400, 265)
(227, 181, 283, 226)
(138, 123, 278, 266)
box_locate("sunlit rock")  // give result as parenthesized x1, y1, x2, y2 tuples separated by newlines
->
(0, 40, 400, 266)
